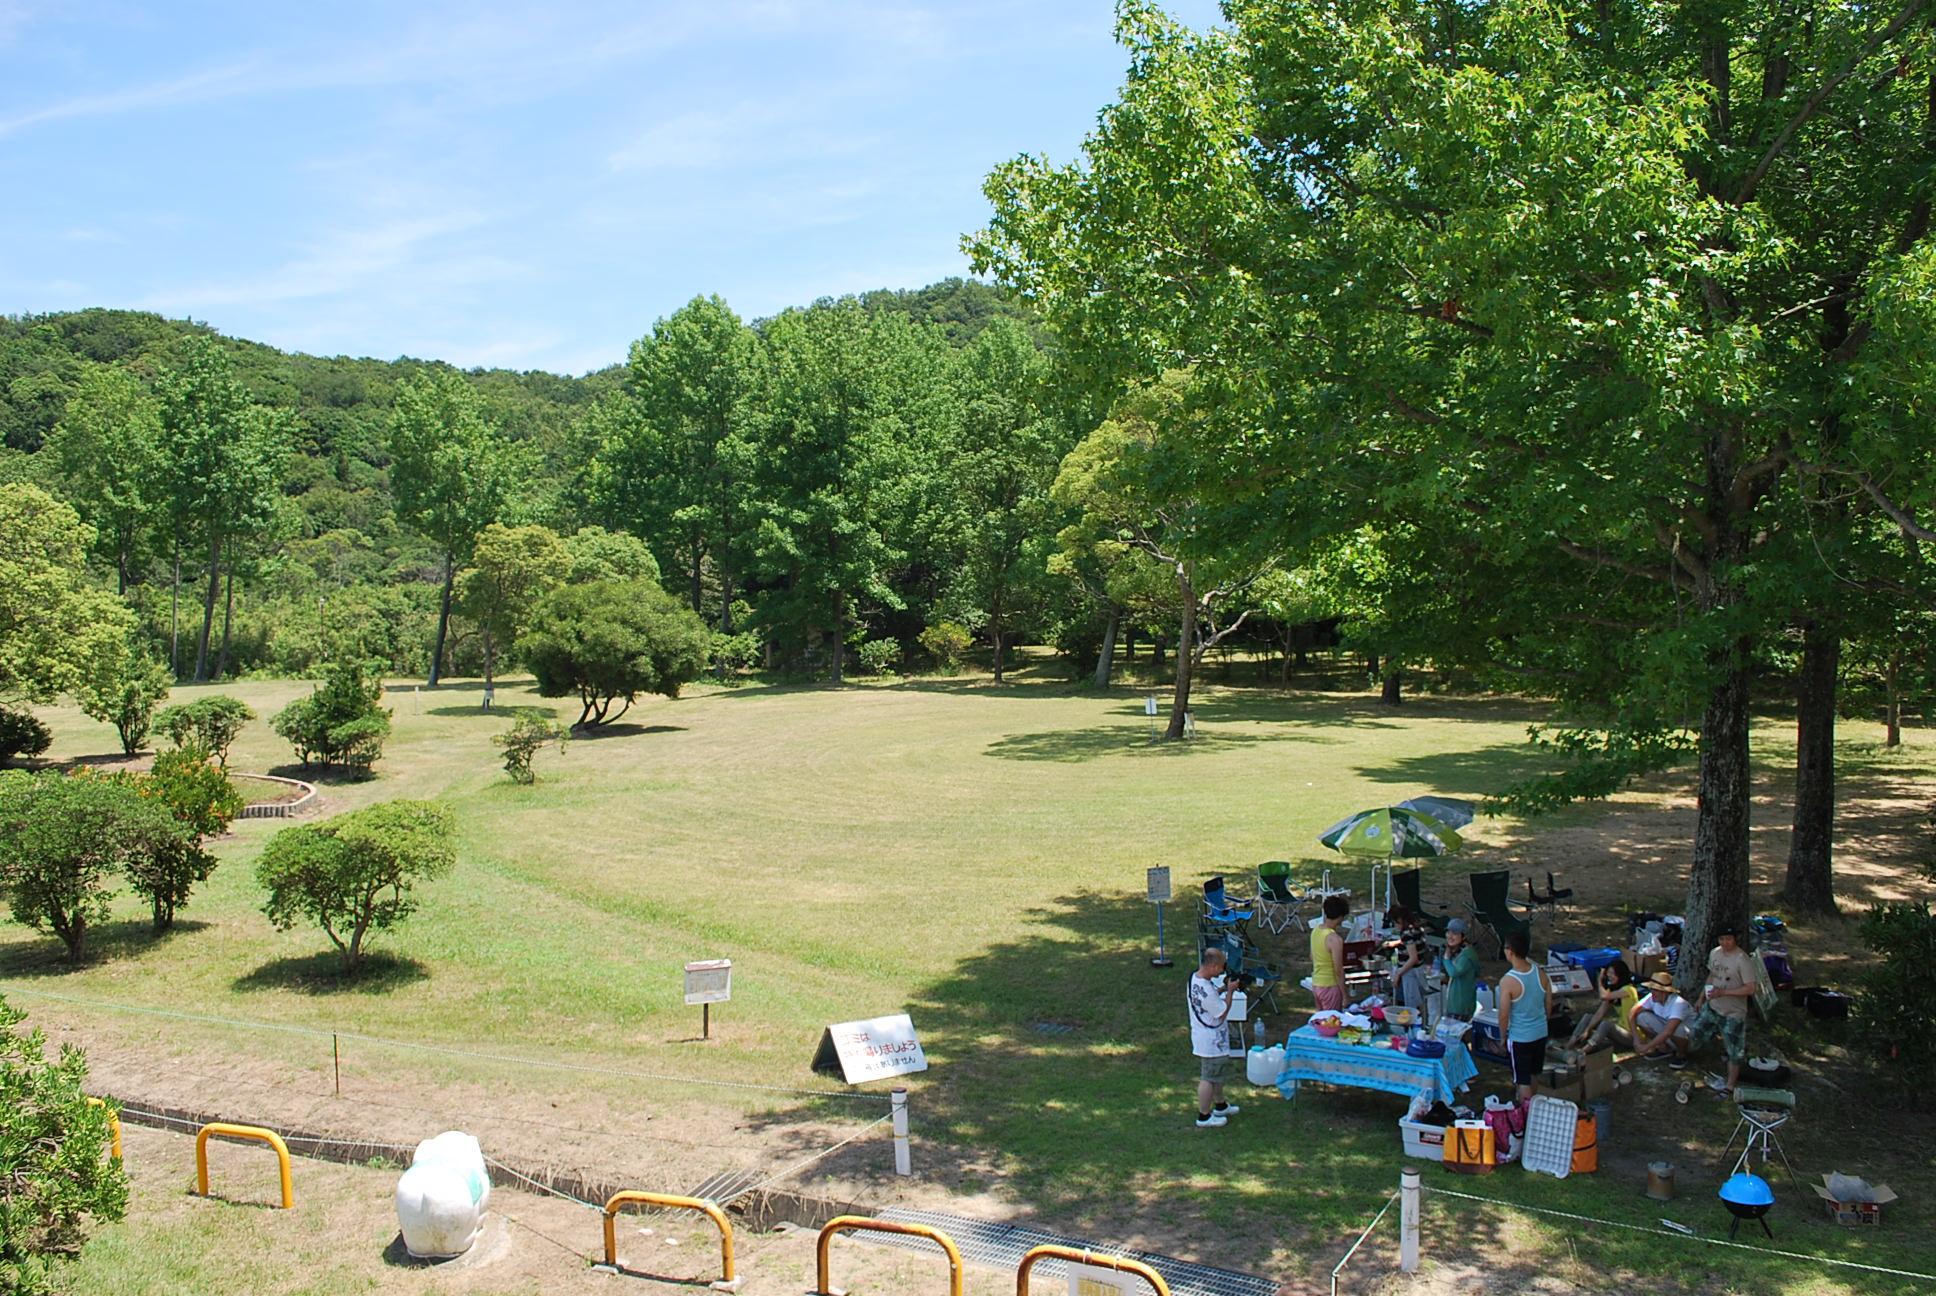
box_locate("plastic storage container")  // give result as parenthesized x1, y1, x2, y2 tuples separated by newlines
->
(1247, 1044, 1286, 1086)
(1399, 1118, 1447, 1161)
(395, 1131, 491, 1260)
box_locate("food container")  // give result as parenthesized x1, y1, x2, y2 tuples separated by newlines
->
(1313, 1018, 1341, 1037)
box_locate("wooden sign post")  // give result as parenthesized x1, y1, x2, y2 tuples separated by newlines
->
(684, 959, 732, 1039)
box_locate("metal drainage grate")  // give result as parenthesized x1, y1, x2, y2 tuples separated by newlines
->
(850, 1206, 1280, 1296)
(685, 1167, 767, 1205)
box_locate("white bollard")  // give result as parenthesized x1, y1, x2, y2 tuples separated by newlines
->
(891, 1088, 911, 1176)
(1400, 1167, 1420, 1273)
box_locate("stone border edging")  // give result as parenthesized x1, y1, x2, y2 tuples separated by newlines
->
(230, 772, 319, 819)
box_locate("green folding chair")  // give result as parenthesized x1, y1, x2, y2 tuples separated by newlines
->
(1254, 861, 1301, 935)
(1390, 867, 1452, 937)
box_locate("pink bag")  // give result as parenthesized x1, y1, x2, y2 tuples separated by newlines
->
(1483, 1099, 1528, 1163)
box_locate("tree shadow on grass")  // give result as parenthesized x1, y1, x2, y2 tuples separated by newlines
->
(231, 950, 429, 995)
(0, 919, 209, 977)
(263, 763, 377, 785)
(425, 703, 557, 721)
(569, 723, 687, 740)
(983, 725, 1305, 763)
(1348, 741, 1559, 798)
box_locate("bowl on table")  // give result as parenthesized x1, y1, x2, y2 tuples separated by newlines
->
(1313, 1018, 1342, 1038)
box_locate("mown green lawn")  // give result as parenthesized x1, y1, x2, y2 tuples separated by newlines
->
(6, 661, 1932, 1293)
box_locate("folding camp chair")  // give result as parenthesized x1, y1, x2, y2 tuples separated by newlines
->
(1212, 930, 1284, 1015)
(1253, 861, 1300, 935)
(1202, 876, 1254, 937)
(1467, 869, 1532, 956)
(1526, 871, 1573, 917)
(1390, 868, 1452, 937)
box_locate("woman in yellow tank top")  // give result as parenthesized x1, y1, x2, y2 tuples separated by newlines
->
(1309, 896, 1348, 1012)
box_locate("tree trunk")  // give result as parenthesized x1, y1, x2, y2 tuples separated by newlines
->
(830, 599, 846, 684)
(1093, 610, 1120, 688)
(719, 570, 735, 633)
(1884, 650, 1902, 746)
(1381, 662, 1404, 706)
(991, 618, 1006, 683)
(117, 546, 128, 597)
(1784, 622, 1839, 913)
(1366, 652, 1379, 680)
(690, 529, 704, 616)
(482, 628, 497, 700)
(170, 547, 181, 677)
(1165, 570, 1197, 739)
(428, 553, 455, 687)
(215, 562, 236, 680)
(1680, 645, 1755, 996)
(192, 533, 220, 682)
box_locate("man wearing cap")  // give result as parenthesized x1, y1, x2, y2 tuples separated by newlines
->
(1677, 925, 1755, 1094)
(1438, 919, 1480, 1021)
(1631, 971, 1691, 1060)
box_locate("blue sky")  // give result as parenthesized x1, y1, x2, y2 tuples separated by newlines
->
(0, 1, 1222, 374)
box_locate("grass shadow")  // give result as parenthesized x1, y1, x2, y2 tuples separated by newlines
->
(569, 723, 686, 740)
(263, 762, 378, 784)
(425, 703, 556, 720)
(0, 919, 210, 977)
(983, 725, 1301, 763)
(231, 950, 430, 995)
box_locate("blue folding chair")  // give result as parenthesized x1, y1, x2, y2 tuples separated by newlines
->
(1202, 876, 1254, 936)
(1215, 931, 1284, 1015)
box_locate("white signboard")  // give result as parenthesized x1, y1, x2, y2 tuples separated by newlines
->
(1145, 866, 1172, 904)
(683, 959, 732, 1005)
(1069, 1262, 1139, 1296)
(1144, 695, 1159, 716)
(812, 1013, 928, 1084)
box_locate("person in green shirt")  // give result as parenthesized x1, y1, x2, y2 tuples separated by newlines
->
(1439, 919, 1480, 1020)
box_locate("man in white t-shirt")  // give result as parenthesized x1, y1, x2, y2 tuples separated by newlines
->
(1188, 948, 1241, 1128)
(1632, 972, 1690, 1060)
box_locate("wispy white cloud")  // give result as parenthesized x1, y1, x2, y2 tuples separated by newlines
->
(140, 210, 501, 311)
(609, 98, 881, 173)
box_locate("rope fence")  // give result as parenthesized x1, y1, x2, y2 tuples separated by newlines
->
(3, 984, 880, 1105)
(1422, 1185, 1936, 1284)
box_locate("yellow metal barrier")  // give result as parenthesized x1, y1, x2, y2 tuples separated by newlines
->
(86, 1097, 122, 1162)
(195, 1122, 293, 1209)
(814, 1215, 963, 1296)
(1015, 1244, 1172, 1296)
(600, 1190, 739, 1290)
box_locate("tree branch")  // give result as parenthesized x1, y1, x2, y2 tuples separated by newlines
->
(1735, 0, 1931, 205)
(1555, 538, 1682, 585)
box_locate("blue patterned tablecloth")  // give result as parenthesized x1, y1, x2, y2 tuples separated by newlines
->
(1275, 1026, 1477, 1102)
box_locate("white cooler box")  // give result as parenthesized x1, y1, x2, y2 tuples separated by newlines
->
(1400, 1117, 1447, 1162)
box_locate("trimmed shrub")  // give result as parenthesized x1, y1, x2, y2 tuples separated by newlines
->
(153, 695, 254, 766)
(256, 799, 455, 972)
(76, 647, 170, 756)
(271, 661, 392, 773)
(0, 706, 51, 765)
(918, 620, 973, 673)
(492, 715, 568, 785)
(857, 638, 903, 677)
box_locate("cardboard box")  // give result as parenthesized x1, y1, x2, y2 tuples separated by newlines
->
(1813, 1176, 1897, 1226)
(1628, 947, 1666, 981)
(1533, 1067, 1585, 1104)
(1580, 1046, 1615, 1100)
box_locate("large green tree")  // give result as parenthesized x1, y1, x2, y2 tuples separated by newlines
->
(0, 484, 132, 709)
(522, 579, 710, 726)
(945, 318, 1070, 681)
(40, 363, 162, 595)
(590, 296, 760, 628)
(156, 340, 286, 682)
(972, 0, 1936, 984)
(390, 370, 516, 687)
(455, 522, 570, 699)
(750, 302, 959, 682)
(1052, 371, 1275, 738)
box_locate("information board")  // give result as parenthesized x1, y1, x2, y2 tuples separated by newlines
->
(1068, 1262, 1138, 1296)
(683, 959, 732, 1005)
(1145, 866, 1172, 904)
(811, 1013, 928, 1084)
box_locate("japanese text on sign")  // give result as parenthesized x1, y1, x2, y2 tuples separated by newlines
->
(816, 1013, 927, 1083)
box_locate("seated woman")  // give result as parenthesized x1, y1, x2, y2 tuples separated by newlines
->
(1568, 958, 1638, 1053)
